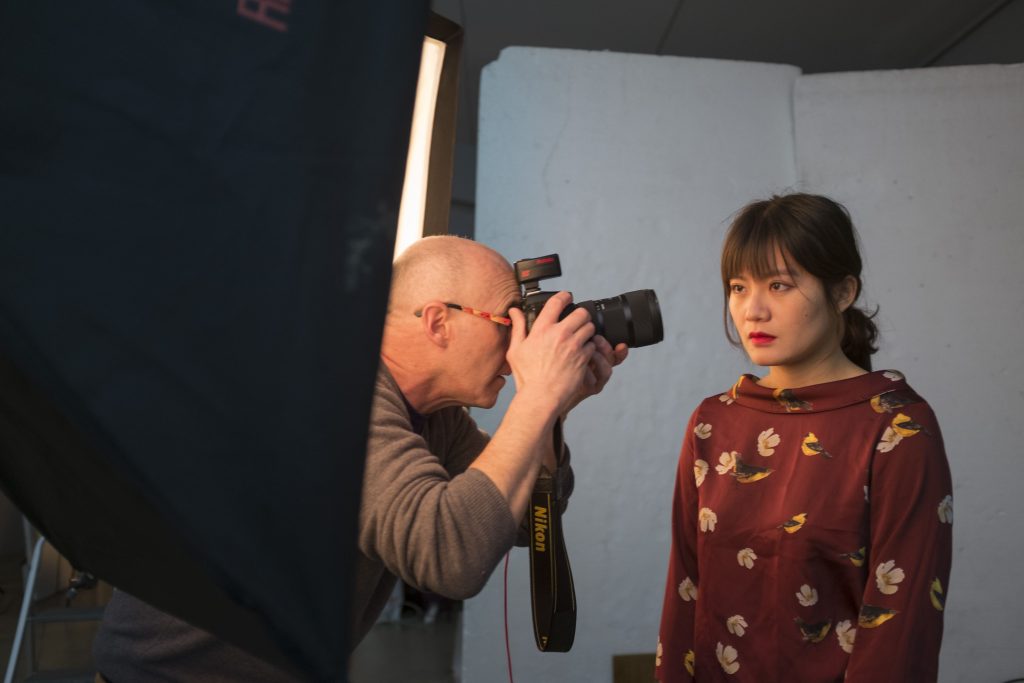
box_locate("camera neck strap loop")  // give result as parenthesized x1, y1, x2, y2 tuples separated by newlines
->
(528, 420, 576, 653)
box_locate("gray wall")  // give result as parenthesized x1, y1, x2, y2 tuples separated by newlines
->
(794, 63, 1024, 682)
(467, 47, 1024, 683)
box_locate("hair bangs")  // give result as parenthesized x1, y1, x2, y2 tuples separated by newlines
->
(721, 205, 790, 291)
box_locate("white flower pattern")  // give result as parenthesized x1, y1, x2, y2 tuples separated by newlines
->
(883, 370, 905, 382)
(716, 451, 738, 475)
(699, 507, 718, 532)
(694, 423, 713, 440)
(737, 548, 757, 569)
(726, 615, 748, 637)
(757, 428, 780, 456)
(796, 584, 819, 607)
(716, 642, 740, 675)
(835, 620, 857, 654)
(694, 459, 709, 487)
(876, 426, 903, 453)
(937, 495, 953, 524)
(875, 560, 905, 595)
(655, 639, 662, 666)
(718, 393, 734, 405)
(678, 577, 698, 602)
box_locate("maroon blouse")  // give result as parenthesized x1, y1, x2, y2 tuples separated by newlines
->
(656, 370, 952, 682)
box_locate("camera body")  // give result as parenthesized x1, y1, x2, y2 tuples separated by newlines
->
(514, 254, 664, 348)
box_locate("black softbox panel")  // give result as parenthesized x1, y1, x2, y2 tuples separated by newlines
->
(0, 1, 428, 679)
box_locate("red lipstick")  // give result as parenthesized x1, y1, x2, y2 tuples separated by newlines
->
(748, 332, 776, 346)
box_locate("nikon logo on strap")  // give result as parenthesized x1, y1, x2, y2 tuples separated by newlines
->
(528, 446, 576, 653)
(533, 505, 548, 552)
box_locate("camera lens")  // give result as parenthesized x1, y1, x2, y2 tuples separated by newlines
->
(573, 289, 663, 348)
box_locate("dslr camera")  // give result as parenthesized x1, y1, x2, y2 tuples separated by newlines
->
(514, 254, 663, 348)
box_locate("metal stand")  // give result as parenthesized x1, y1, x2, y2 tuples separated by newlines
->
(3, 523, 103, 683)
(4, 535, 44, 683)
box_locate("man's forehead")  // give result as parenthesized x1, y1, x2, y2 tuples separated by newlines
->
(458, 250, 518, 308)
(496, 277, 520, 311)
(483, 268, 520, 311)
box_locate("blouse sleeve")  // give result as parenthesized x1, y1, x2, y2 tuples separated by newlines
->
(845, 402, 953, 682)
(656, 409, 703, 682)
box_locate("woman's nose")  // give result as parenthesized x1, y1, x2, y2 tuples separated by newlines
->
(745, 292, 769, 321)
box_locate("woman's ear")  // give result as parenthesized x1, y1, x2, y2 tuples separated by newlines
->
(418, 301, 451, 348)
(834, 275, 859, 313)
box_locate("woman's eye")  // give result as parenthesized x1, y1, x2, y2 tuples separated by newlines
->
(730, 284, 745, 294)
(770, 282, 791, 292)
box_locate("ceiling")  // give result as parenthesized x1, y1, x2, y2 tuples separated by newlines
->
(430, 0, 1024, 157)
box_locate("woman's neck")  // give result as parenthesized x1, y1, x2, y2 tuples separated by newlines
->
(758, 348, 867, 389)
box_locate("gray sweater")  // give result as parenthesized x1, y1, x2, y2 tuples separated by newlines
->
(93, 364, 570, 681)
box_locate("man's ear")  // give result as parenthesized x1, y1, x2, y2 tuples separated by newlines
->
(834, 275, 859, 313)
(418, 301, 452, 348)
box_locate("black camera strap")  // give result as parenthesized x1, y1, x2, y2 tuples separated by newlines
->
(528, 422, 576, 652)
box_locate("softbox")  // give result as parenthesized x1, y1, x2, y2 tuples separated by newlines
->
(0, 0, 428, 679)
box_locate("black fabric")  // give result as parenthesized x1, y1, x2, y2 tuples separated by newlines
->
(0, 1, 428, 679)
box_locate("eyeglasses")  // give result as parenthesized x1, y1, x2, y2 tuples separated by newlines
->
(414, 302, 512, 327)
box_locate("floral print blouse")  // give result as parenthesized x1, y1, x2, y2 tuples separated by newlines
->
(656, 370, 952, 682)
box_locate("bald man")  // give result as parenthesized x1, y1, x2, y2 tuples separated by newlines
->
(93, 236, 626, 682)
(353, 236, 626, 636)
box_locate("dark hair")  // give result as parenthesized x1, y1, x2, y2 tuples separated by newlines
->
(720, 193, 879, 371)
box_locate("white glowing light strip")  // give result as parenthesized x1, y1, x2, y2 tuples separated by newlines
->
(394, 36, 446, 261)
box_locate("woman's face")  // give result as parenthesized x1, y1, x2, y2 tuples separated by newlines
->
(727, 251, 843, 373)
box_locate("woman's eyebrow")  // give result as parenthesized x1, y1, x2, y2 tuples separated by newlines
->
(764, 268, 798, 278)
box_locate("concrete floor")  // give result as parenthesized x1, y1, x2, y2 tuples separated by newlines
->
(349, 614, 458, 683)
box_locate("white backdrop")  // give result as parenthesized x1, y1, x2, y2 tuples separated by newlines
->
(468, 48, 799, 683)
(466, 48, 1024, 683)
(794, 64, 1024, 683)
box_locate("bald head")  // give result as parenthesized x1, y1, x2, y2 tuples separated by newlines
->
(388, 235, 511, 316)
(381, 235, 521, 411)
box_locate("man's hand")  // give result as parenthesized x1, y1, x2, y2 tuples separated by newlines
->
(506, 291, 596, 419)
(470, 292, 602, 521)
(563, 334, 629, 416)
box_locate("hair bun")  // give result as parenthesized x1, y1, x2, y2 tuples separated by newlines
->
(841, 305, 879, 371)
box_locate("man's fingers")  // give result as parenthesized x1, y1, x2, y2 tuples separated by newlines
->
(533, 291, 592, 331)
(612, 343, 629, 366)
(592, 336, 630, 367)
(592, 335, 613, 358)
(529, 291, 571, 328)
(589, 351, 613, 389)
(507, 307, 527, 345)
(572, 321, 597, 349)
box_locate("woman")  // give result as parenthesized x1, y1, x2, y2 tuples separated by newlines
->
(655, 194, 952, 682)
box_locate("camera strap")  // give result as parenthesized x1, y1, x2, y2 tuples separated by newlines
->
(528, 422, 576, 652)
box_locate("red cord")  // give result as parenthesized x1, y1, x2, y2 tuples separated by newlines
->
(504, 551, 514, 683)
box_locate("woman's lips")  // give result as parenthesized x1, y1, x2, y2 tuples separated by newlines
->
(748, 332, 776, 346)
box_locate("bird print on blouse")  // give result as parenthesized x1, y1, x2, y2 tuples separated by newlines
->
(655, 370, 952, 683)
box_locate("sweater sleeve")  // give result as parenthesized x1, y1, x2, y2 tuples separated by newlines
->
(656, 408, 702, 682)
(358, 385, 518, 600)
(845, 402, 953, 682)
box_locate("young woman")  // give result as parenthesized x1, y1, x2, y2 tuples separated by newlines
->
(655, 194, 952, 682)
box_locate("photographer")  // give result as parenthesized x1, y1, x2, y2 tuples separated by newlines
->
(93, 235, 628, 682)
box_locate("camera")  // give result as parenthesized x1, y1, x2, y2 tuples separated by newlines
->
(514, 254, 664, 348)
